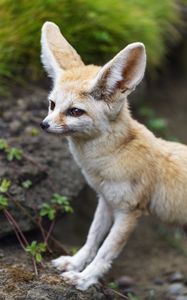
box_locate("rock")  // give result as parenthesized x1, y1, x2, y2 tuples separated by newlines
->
(153, 277, 165, 285)
(0, 254, 116, 300)
(26, 284, 112, 300)
(116, 275, 135, 288)
(168, 283, 186, 295)
(169, 272, 184, 283)
(176, 296, 187, 300)
(122, 287, 135, 296)
(26, 285, 65, 300)
(0, 88, 86, 237)
(0, 292, 6, 300)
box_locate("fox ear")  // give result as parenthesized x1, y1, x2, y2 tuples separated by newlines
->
(91, 43, 146, 100)
(41, 21, 84, 80)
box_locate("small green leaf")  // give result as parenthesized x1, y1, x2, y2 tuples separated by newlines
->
(0, 139, 8, 151)
(36, 253, 42, 263)
(22, 180, 32, 189)
(64, 205, 74, 213)
(48, 209, 56, 220)
(51, 193, 73, 214)
(30, 241, 37, 251)
(38, 243, 46, 252)
(108, 281, 118, 289)
(6, 147, 23, 161)
(25, 241, 46, 263)
(0, 195, 8, 209)
(52, 193, 68, 205)
(0, 179, 11, 193)
(30, 128, 39, 137)
(40, 203, 56, 220)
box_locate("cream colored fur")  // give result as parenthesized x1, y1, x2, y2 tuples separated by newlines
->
(41, 22, 187, 290)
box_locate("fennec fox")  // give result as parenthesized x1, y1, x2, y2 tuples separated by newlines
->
(41, 22, 187, 290)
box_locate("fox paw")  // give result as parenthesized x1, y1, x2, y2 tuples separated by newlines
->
(61, 270, 98, 291)
(52, 256, 75, 272)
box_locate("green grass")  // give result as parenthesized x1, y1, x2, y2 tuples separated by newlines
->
(0, 0, 184, 89)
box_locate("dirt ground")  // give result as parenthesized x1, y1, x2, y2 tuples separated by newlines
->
(1, 216, 187, 300)
(0, 237, 114, 300)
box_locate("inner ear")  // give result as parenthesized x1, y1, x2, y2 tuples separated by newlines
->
(120, 47, 145, 90)
(90, 43, 146, 101)
(41, 22, 84, 79)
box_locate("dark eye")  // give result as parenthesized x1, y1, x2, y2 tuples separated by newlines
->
(67, 107, 85, 117)
(49, 100, 55, 111)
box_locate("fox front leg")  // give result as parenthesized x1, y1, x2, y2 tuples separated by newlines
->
(52, 197, 113, 272)
(62, 210, 141, 290)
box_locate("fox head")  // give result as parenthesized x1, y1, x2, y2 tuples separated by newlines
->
(41, 22, 146, 138)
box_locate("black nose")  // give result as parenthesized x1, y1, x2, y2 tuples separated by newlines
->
(40, 121, 50, 130)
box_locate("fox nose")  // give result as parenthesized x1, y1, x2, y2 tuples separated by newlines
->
(40, 121, 50, 130)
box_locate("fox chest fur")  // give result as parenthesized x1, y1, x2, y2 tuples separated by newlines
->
(68, 135, 143, 211)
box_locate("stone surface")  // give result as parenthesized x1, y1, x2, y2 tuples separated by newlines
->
(176, 296, 187, 300)
(153, 277, 165, 286)
(168, 283, 186, 295)
(0, 88, 85, 237)
(169, 272, 184, 283)
(0, 246, 115, 300)
(116, 275, 135, 288)
(26, 284, 112, 300)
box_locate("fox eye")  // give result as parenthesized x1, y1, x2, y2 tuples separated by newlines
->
(49, 100, 55, 111)
(67, 107, 85, 117)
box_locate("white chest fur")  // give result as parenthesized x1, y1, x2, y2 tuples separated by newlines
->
(68, 138, 138, 211)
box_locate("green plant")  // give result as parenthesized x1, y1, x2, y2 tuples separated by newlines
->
(0, 179, 11, 193)
(0, 0, 183, 90)
(30, 128, 39, 137)
(0, 179, 10, 209)
(0, 195, 8, 210)
(40, 194, 73, 221)
(52, 193, 74, 213)
(0, 172, 69, 275)
(39, 194, 73, 247)
(0, 139, 23, 161)
(0, 139, 8, 150)
(6, 147, 23, 161)
(25, 241, 46, 263)
(40, 203, 56, 221)
(138, 105, 180, 141)
(0, 140, 70, 271)
(0, 138, 23, 161)
(22, 179, 32, 189)
(0, 179, 37, 272)
(138, 105, 168, 136)
(108, 281, 118, 289)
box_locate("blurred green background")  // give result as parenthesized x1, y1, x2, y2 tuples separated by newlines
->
(0, 0, 186, 91)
